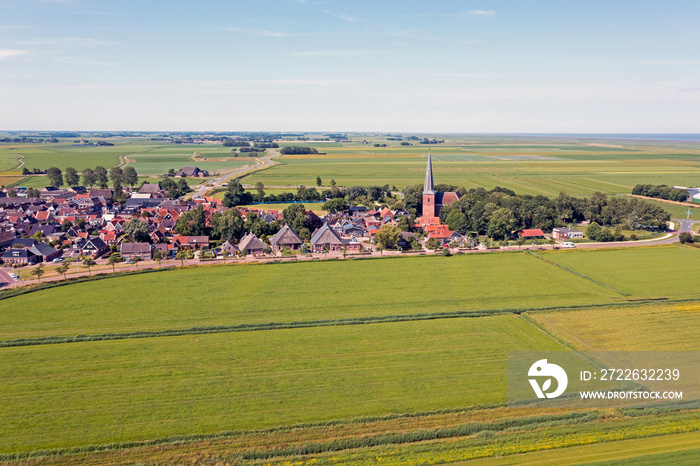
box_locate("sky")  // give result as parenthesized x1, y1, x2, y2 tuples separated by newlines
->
(1, 0, 700, 132)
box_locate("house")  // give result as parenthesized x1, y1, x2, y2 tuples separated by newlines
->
(80, 237, 110, 258)
(309, 223, 345, 252)
(270, 224, 303, 251)
(341, 235, 363, 252)
(175, 166, 209, 178)
(220, 240, 240, 256)
(138, 183, 164, 196)
(88, 188, 113, 200)
(173, 235, 209, 249)
(552, 228, 584, 240)
(0, 230, 14, 248)
(238, 232, 266, 255)
(120, 242, 153, 260)
(518, 229, 546, 240)
(348, 205, 367, 218)
(1, 248, 38, 266)
(29, 242, 61, 262)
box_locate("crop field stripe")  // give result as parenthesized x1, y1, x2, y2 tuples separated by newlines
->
(0, 411, 596, 463)
(3, 297, 700, 348)
(525, 251, 630, 296)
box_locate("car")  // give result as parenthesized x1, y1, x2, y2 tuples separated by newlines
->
(52, 258, 65, 262)
(562, 242, 576, 248)
(124, 260, 134, 264)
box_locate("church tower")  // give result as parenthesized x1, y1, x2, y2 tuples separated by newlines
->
(422, 149, 436, 218)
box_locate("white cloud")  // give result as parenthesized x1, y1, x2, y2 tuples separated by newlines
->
(465, 10, 496, 18)
(227, 27, 307, 37)
(13, 37, 117, 47)
(406, 10, 496, 19)
(0, 49, 29, 59)
(323, 10, 366, 22)
(287, 50, 378, 57)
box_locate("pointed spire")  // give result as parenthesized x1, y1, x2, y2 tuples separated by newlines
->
(423, 148, 435, 195)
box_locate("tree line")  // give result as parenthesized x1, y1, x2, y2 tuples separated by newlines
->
(632, 184, 689, 202)
(401, 185, 670, 240)
(43, 166, 138, 190)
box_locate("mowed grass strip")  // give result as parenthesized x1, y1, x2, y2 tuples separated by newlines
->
(0, 254, 619, 341)
(532, 245, 700, 299)
(0, 315, 564, 453)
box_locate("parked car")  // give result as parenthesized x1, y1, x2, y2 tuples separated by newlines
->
(52, 258, 65, 262)
(562, 242, 576, 248)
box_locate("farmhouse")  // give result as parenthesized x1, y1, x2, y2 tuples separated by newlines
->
(422, 149, 460, 219)
(518, 229, 546, 240)
(175, 167, 209, 178)
(310, 223, 344, 252)
(270, 224, 303, 251)
(238, 232, 266, 255)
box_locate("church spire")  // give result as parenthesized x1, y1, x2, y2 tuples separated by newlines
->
(423, 148, 435, 195)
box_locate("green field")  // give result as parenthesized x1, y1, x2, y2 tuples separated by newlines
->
(0, 252, 632, 341)
(0, 316, 564, 453)
(238, 135, 700, 196)
(531, 245, 700, 298)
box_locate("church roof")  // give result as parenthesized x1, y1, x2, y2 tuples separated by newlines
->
(423, 149, 435, 195)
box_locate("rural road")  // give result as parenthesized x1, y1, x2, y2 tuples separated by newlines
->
(188, 150, 280, 199)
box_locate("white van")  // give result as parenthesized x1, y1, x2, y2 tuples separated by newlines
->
(562, 242, 576, 248)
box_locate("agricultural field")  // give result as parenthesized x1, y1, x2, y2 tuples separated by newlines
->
(240, 135, 700, 197)
(0, 251, 653, 341)
(0, 316, 566, 453)
(0, 245, 699, 463)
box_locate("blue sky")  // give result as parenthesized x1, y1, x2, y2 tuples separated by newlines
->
(1, 0, 699, 132)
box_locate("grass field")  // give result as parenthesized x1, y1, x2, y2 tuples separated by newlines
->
(527, 302, 700, 351)
(0, 315, 565, 453)
(531, 245, 700, 298)
(0, 252, 627, 341)
(238, 135, 700, 196)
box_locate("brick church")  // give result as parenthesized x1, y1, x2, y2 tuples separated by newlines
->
(422, 149, 460, 220)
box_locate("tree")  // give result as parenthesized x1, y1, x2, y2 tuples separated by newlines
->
(175, 249, 187, 267)
(222, 180, 252, 207)
(30, 263, 45, 282)
(679, 232, 693, 244)
(109, 166, 124, 185)
(55, 262, 70, 280)
(46, 167, 63, 187)
(82, 257, 96, 275)
(27, 187, 40, 198)
(152, 248, 163, 264)
(586, 222, 603, 241)
(321, 198, 348, 214)
(330, 179, 336, 187)
(211, 208, 244, 241)
(487, 207, 516, 240)
(123, 166, 138, 187)
(132, 255, 142, 269)
(516, 237, 526, 250)
(108, 253, 122, 271)
(124, 218, 150, 242)
(374, 224, 402, 249)
(94, 166, 109, 188)
(222, 249, 229, 262)
(112, 178, 125, 203)
(65, 167, 80, 186)
(174, 205, 209, 236)
(82, 167, 96, 187)
(255, 181, 265, 201)
(316, 176, 322, 187)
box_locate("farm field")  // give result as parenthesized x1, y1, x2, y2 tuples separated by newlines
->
(527, 302, 700, 351)
(0, 315, 565, 453)
(239, 135, 700, 196)
(1, 247, 699, 462)
(0, 251, 642, 341)
(531, 245, 700, 298)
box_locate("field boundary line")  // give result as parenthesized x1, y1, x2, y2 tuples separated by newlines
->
(524, 251, 631, 296)
(3, 298, 699, 347)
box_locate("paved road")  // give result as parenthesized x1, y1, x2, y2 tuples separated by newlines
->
(677, 219, 697, 233)
(188, 150, 281, 199)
